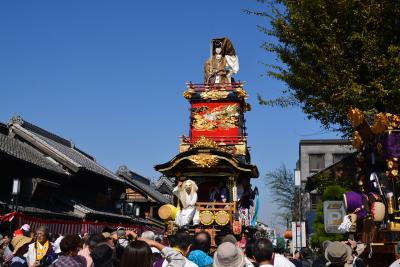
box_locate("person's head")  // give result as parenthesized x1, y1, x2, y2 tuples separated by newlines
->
(221, 234, 237, 245)
(88, 233, 106, 252)
(91, 243, 114, 267)
(105, 237, 115, 251)
(324, 241, 352, 266)
(36, 226, 49, 244)
(182, 180, 198, 195)
(170, 230, 192, 256)
(300, 247, 313, 260)
(245, 238, 256, 259)
(293, 250, 300, 260)
(120, 240, 152, 267)
(117, 227, 126, 239)
(253, 238, 273, 264)
(11, 235, 33, 256)
(213, 242, 245, 267)
(60, 235, 82, 257)
(192, 231, 211, 253)
(141, 231, 155, 241)
(2, 234, 10, 247)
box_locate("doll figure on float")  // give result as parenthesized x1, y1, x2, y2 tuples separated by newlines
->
(173, 179, 200, 227)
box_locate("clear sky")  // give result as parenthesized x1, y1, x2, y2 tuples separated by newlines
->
(0, 0, 338, 229)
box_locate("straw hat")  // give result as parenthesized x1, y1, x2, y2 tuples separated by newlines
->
(11, 235, 32, 254)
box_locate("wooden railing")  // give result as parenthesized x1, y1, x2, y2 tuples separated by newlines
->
(187, 82, 244, 92)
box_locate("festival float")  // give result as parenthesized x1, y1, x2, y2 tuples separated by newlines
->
(154, 38, 259, 241)
(340, 108, 400, 264)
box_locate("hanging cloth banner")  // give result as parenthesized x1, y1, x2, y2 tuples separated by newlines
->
(0, 211, 18, 222)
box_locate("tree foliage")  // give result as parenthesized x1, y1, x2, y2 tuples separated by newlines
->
(250, 1, 400, 134)
(265, 164, 298, 226)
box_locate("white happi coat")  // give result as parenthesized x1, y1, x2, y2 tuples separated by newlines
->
(173, 185, 200, 227)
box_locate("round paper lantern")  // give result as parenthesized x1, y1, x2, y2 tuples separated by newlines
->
(283, 230, 292, 239)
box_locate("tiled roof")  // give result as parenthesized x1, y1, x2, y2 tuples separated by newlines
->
(0, 133, 66, 175)
(8, 116, 123, 183)
(117, 166, 169, 204)
(34, 132, 123, 182)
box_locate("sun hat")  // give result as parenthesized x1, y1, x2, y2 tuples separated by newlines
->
(20, 224, 31, 232)
(11, 235, 32, 254)
(325, 241, 352, 265)
(213, 242, 245, 267)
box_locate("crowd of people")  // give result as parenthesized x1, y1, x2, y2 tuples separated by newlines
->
(1, 224, 399, 267)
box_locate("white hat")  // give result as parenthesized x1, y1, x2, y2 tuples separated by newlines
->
(20, 224, 30, 231)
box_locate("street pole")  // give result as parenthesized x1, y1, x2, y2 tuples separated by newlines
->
(299, 186, 302, 249)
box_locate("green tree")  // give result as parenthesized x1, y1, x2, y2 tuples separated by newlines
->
(249, 1, 400, 134)
(265, 165, 298, 227)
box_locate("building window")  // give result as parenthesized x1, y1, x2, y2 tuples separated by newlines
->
(333, 153, 349, 164)
(309, 154, 325, 173)
(310, 194, 321, 210)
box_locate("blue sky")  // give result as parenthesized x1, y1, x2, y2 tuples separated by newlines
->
(0, 1, 337, 229)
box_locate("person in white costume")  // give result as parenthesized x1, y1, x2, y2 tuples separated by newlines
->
(173, 179, 200, 227)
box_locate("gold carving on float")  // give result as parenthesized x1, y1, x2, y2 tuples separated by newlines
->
(183, 91, 192, 99)
(193, 136, 219, 149)
(200, 90, 229, 100)
(235, 87, 247, 98)
(189, 154, 219, 168)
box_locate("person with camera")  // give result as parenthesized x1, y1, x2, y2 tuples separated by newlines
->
(26, 226, 56, 267)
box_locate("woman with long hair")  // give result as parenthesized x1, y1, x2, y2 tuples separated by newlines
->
(120, 240, 152, 267)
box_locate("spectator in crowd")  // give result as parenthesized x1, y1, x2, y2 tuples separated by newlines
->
(221, 235, 237, 245)
(151, 231, 197, 267)
(50, 235, 85, 267)
(26, 226, 56, 267)
(390, 239, 400, 266)
(188, 231, 213, 267)
(312, 240, 330, 267)
(213, 242, 245, 267)
(300, 247, 314, 267)
(91, 243, 113, 267)
(290, 250, 302, 267)
(10, 235, 33, 267)
(253, 239, 274, 267)
(79, 234, 105, 267)
(2, 234, 13, 266)
(120, 240, 152, 267)
(324, 241, 352, 267)
(139, 237, 187, 267)
(272, 237, 295, 267)
(20, 225, 31, 238)
(244, 238, 257, 267)
(141, 231, 162, 262)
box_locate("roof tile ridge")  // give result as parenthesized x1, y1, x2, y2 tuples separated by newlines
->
(9, 123, 81, 172)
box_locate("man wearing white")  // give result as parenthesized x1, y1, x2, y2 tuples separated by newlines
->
(173, 180, 200, 227)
